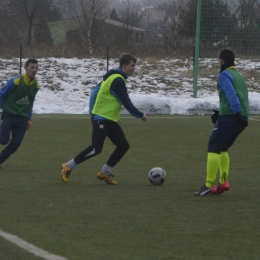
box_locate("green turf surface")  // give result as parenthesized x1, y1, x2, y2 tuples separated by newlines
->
(0, 114, 260, 260)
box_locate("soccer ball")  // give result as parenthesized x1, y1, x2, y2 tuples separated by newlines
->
(148, 167, 166, 185)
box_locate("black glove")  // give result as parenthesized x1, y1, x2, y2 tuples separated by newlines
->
(211, 109, 219, 124)
(235, 112, 248, 127)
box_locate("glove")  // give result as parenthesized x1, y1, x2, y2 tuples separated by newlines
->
(235, 112, 248, 127)
(211, 109, 219, 124)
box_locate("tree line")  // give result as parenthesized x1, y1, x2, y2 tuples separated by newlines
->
(0, 0, 259, 57)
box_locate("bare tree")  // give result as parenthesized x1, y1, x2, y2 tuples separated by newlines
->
(0, 2, 12, 45)
(236, 0, 260, 53)
(24, 0, 41, 45)
(4, 0, 61, 45)
(65, 0, 109, 55)
(117, 0, 144, 45)
(158, 0, 188, 49)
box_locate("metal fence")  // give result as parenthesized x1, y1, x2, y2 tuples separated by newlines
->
(0, 45, 198, 114)
(194, 0, 260, 97)
(1, 42, 260, 114)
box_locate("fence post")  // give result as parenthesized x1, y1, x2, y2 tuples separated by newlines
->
(19, 45, 23, 75)
(106, 45, 109, 72)
(193, 0, 202, 98)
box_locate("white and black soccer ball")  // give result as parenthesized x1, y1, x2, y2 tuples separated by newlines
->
(148, 167, 166, 185)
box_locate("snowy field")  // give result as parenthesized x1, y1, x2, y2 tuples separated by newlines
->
(0, 57, 260, 114)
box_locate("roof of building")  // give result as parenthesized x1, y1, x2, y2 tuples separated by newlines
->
(104, 19, 147, 32)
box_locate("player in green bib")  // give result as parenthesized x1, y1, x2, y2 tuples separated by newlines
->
(0, 59, 40, 166)
(194, 48, 249, 196)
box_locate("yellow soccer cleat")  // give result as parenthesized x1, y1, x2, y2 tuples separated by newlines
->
(97, 172, 118, 185)
(61, 163, 71, 184)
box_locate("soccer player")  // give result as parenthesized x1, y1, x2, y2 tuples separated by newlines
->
(194, 48, 249, 196)
(0, 59, 40, 166)
(61, 53, 147, 185)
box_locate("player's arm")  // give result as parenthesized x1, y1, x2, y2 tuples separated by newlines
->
(111, 78, 144, 118)
(0, 77, 17, 108)
(89, 83, 101, 114)
(218, 71, 241, 114)
(27, 120, 32, 130)
(218, 71, 248, 127)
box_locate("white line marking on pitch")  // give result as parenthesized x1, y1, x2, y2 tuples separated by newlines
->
(36, 116, 208, 119)
(248, 117, 260, 121)
(0, 229, 68, 260)
(35, 115, 260, 121)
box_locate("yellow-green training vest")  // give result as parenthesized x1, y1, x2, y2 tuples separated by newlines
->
(92, 74, 126, 122)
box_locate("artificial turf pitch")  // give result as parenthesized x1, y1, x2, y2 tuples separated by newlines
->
(0, 114, 260, 260)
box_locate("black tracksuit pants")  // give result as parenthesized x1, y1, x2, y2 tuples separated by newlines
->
(74, 119, 130, 167)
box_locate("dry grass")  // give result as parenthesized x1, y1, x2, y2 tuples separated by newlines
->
(0, 43, 194, 60)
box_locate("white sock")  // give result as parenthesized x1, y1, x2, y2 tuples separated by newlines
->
(67, 159, 77, 170)
(101, 164, 112, 175)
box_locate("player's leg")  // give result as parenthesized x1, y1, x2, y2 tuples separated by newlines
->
(106, 122, 130, 168)
(97, 122, 129, 185)
(219, 151, 229, 183)
(205, 119, 223, 188)
(194, 119, 222, 196)
(217, 118, 245, 193)
(0, 112, 13, 145)
(61, 119, 109, 183)
(0, 115, 27, 165)
(206, 152, 220, 188)
(0, 112, 13, 167)
(207, 115, 240, 188)
(73, 120, 108, 164)
(204, 116, 233, 195)
(195, 115, 247, 196)
(216, 151, 230, 193)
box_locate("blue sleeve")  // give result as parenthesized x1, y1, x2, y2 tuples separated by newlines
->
(89, 84, 100, 114)
(218, 71, 241, 114)
(0, 77, 17, 108)
(111, 78, 144, 118)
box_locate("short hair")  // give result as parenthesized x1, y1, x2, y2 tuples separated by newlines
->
(218, 48, 235, 64)
(25, 58, 38, 68)
(119, 53, 137, 68)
